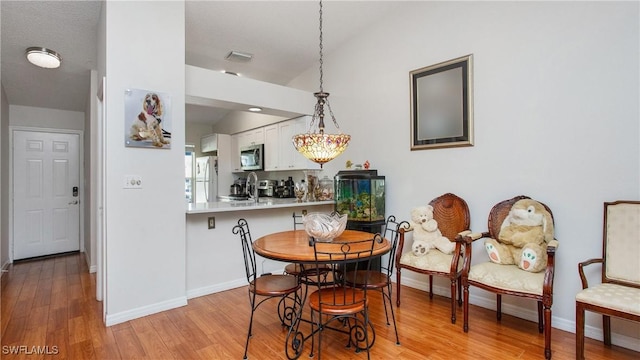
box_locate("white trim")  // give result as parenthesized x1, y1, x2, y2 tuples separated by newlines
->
(186, 278, 247, 299)
(9, 126, 84, 262)
(105, 296, 188, 327)
(395, 277, 640, 352)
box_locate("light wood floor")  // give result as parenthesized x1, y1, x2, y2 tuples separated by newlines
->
(1, 253, 637, 360)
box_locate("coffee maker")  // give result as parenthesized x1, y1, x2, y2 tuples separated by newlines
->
(275, 177, 295, 198)
(257, 180, 276, 197)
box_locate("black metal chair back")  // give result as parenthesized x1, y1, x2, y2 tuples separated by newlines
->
(232, 218, 301, 360)
(382, 215, 410, 279)
(233, 218, 257, 284)
(307, 234, 381, 359)
(293, 212, 303, 230)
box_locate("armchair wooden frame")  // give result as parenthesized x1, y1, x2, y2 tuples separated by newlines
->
(575, 200, 640, 360)
(395, 193, 471, 324)
(459, 195, 558, 359)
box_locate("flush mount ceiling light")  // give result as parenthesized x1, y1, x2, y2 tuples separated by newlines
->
(248, 107, 262, 112)
(292, 0, 350, 168)
(25, 47, 62, 69)
(225, 51, 253, 63)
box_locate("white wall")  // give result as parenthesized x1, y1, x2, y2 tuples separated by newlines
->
(9, 105, 84, 130)
(288, 1, 639, 350)
(84, 70, 99, 272)
(0, 84, 9, 270)
(103, 1, 186, 325)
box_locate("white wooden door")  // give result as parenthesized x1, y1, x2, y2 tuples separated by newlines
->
(13, 130, 80, 260)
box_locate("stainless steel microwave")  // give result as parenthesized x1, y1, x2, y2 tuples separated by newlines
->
(240, 144, 264, 171)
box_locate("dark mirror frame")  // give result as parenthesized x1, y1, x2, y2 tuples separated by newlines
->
(410, 54, 474, 150)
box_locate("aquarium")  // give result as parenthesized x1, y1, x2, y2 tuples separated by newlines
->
(334, 170, 385, 224)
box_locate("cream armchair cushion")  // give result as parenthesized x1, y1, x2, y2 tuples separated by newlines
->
(576, 283, 640, 316)
(399, 250, 462, 273)
(468, 239, 559, 296)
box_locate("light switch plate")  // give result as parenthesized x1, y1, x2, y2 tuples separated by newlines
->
(123, 175, 143, 189)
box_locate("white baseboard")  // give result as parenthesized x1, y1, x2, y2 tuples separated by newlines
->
(393, 275, 640, 352)
(1, 259, 11, 272)
(83, 251, 97, 273)
(186, 278, 247, 299)
(0, 259, 11, 282)
(105, 296, 188, 326)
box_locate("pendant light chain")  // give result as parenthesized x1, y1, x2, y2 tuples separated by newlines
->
(291, 0, 351, 168)
(317, 0, 341, 130)
(318, 0, 324, 93)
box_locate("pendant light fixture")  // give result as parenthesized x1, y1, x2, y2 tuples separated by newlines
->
(25, 47, 62, 69)
(292, 0, 350, 168)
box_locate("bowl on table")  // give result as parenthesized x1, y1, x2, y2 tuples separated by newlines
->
(302, 212, 348, 242)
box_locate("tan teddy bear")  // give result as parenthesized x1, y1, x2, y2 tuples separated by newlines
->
(409, 205, 455, 256)
(484, 199, 554, 272)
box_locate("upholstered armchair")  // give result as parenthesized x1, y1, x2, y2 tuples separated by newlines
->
(575, 200, 640, 359)
(396, 193, 471, 323)
(458, 195, 558, 359)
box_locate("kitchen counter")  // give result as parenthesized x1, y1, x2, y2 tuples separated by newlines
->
(186, 198, 335, 214)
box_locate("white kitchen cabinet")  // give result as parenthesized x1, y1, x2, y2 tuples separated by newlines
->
(263, 124, 279, 171)
(267, 116, 316, 171)
(201, 133, 218, 153)
(245, 127, 264, 146)
(230, 133, 242, 172)
(285, 116, 316, 170)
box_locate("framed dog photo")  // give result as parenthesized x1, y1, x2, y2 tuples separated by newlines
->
(124, 88, 172, 149)
(410, 54, 473, 150)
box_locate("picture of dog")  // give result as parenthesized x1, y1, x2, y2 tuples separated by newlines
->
(129, 93, 170, 147)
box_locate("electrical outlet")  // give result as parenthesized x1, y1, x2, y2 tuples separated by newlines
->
(123, 175, 142, 189)
(207, 216, 215, 229)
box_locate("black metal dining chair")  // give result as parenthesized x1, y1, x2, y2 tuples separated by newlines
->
(306, 234, 380, 359)
(285, 212, 333, 286)
(232, 218, 302, 360)
(344, 215, 410, 345)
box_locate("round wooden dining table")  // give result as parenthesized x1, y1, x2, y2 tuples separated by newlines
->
(253, 229, 391, 264)
(253, 229, 390, 359)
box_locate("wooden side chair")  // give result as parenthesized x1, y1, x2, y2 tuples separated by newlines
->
(459, 195, 558, 359)
(345, 215, 410, 345)
(576, 200, 640, 359)
(395, 193, 471, 323)
(232, 218, 301, 360)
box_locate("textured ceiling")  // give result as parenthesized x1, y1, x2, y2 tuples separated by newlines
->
(1, 1, 404, 124)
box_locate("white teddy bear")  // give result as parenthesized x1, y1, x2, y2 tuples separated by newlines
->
(410, 205, 455, 256)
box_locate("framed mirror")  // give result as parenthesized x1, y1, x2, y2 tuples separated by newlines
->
(410, 54, 473, 150)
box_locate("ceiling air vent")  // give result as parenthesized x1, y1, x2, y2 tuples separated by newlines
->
(225, 51, 253, 62)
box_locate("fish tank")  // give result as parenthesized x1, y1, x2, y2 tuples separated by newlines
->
(334, 170, 385, 224)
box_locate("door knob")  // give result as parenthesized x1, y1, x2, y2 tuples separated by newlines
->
(68, 200, 78, 205)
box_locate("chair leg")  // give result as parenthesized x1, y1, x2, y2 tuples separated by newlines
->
(538, 301, 544, 333)
(576, 303, 586, 360)
(429, 275, 434, 299)
(463, 283, 470, 332)
(457, 274, 463, 306)
(497, 294, 502, 321)
(383, 286, 401, 345)
(309, 310, 317, 358)
(244, 302, 256, 360)
(396, 269, 402, 307)
(450, 278, 457, 324)
(603, 315, 612, 346)
(544, 304, 552, 359)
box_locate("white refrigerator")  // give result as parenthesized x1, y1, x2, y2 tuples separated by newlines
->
(195, 156, 217, 203)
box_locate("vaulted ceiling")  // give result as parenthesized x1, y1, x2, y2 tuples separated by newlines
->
(1, 1, 404, 124)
